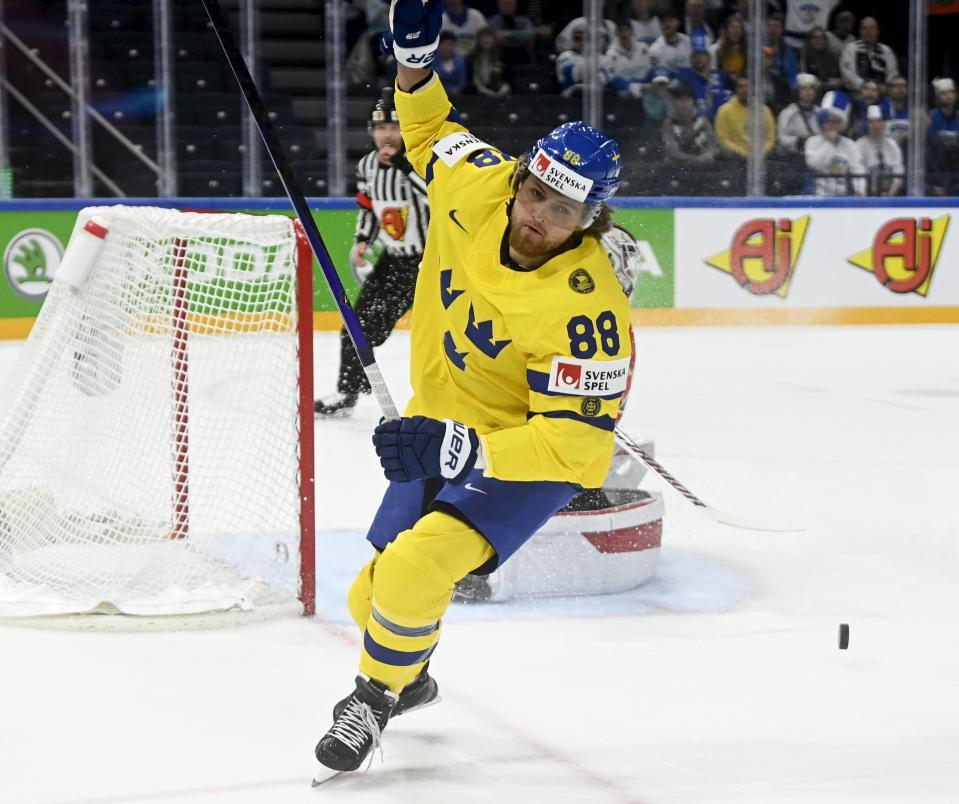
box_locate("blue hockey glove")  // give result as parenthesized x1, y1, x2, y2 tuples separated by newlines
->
(389, 0, 444, 68)
(372, 415, 479, 484)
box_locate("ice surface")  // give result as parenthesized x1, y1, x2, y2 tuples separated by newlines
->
(2, 325, 958, 803)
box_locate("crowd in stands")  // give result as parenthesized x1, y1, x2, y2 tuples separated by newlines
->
(346, 0, 957, 196)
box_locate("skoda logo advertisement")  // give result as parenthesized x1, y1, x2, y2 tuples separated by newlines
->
(3, 228, 64, 301)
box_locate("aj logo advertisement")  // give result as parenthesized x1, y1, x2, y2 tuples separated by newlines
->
(704, 217, 810, 298)
(846, 216, 950, 297)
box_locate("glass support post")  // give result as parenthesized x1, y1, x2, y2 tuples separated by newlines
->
(153, 0, 176, 197)
(240, 0, 261, 197)
(907, 0, 928, 196)
(67, 0, 93, 197)
(746, 0, 767, 197)
(583, 0, 602, 130)
(324, 0, 346, 197)
(0, 0, 10, 198)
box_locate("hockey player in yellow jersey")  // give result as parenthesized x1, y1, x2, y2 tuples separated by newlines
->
(315, 0, 632, 775)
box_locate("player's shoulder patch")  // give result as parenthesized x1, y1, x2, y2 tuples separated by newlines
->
(433, 132, 493, 167)
(568, 268, 595, 294)
(547, 355, 631, 397)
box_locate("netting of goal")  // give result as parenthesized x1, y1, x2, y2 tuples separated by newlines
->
(0, 206, 315, 628)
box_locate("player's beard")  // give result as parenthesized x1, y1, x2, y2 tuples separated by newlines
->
(508, 218, 571, 263)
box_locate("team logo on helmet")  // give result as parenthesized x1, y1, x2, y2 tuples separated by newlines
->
(569, 268, 595, 294)
(581, 396, 602, 418)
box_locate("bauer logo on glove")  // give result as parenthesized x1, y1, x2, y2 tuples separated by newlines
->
(372, 415, 479, 484)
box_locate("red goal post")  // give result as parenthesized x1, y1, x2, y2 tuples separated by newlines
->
(0, 206, 315, 628)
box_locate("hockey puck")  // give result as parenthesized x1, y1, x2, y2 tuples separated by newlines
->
(838, 623, 850, 650)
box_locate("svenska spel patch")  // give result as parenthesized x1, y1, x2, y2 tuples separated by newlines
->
(433, 132, 493, 167)
(547, 355, 630, 396)
(529, 148, 593, 202)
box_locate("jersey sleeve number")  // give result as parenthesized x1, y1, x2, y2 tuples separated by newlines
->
(467, 149, 511, 168)
(567, 311, 620, 359)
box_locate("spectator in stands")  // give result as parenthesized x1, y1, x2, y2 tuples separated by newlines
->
(605, 18, 651, 97)
(763, 47, 793, 114)
(929, 77, 959, 143)
(443, 0, 488, 56)
(555, 16, 616, 52)
(714, 75, 776, 159)
(827, 10, 856, 56)
(730, 0, 753, 34)
(684, 0, 716, 48)
(628, 0, 662, 47)
(556, 24, 600, 95)
(766, 13, 798, 92)
(840, 17, 898, 93)
(857, 106, 903, 196)
(929, 77, 959, 196)
(434, 31, 468, 95)
(467, 27, 510, 96)
(846, 80, 890, 139)
(642, 70, 674, 125)
(487, 0, 535, 64)
(677, 46, 731, 120)
(800, 26, 841, 90)
(711, 14, 747, 80)
(885, 75, 910, 146)
(662, 82, 720, 169)
(777, 73, 821, 154)
(650, 12, 692, 72)
(782, 0, 841, 51)
(804, 105, 865, 195)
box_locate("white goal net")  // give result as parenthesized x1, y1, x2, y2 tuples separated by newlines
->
(0, 206, 314, 624)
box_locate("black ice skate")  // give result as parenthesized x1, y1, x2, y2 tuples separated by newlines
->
(313, 392, 358, 418)
(315, 675, 398, 772)
(333, 664, 439, 720)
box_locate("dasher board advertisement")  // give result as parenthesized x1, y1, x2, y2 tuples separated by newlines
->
(676, 208, 959, 308)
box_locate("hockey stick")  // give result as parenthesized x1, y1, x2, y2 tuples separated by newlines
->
(200, 0, 399, 419)
(613, 426, 804, 533)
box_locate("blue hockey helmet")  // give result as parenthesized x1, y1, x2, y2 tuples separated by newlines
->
(523, 122, 621, 224)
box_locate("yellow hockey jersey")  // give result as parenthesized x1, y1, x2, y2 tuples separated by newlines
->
(394, 74, 632, 488)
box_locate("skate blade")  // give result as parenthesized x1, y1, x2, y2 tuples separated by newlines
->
(400, 693, 442, 716)
(311, 766, 347, 788)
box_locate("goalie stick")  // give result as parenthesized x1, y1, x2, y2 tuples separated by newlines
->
(201, 2, 800, 538)
(200, 0, 399, 419)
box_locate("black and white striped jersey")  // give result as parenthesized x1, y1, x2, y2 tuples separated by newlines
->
(354, 151, 430, 257)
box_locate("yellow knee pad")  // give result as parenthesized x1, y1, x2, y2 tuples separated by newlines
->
(372, 536, 455, 626)
(346, 556, 376, 631)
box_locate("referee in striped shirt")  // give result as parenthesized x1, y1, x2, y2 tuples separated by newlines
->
(315, 90, 430, 417)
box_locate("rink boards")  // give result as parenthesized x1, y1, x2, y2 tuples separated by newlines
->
(1, 197, 958, 338)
